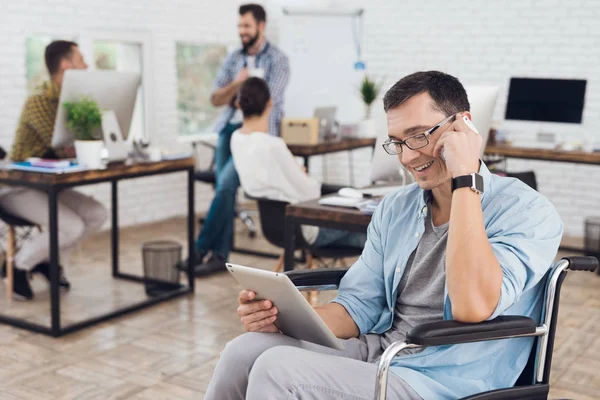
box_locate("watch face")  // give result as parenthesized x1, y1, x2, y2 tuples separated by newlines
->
(473, 173, 484, 192)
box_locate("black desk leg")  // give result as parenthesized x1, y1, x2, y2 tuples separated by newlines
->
(48, 187, 60, 336)
(284, 215, 296, 272)
(111, 181, 119, 277)
(304, 156, 310, 172)
(187, 168, 195, 291)
(348, 150, 354, 187)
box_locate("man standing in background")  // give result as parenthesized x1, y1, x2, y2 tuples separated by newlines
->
(187, 3, 290, 275)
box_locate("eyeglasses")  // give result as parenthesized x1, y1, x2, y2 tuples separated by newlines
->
(382, 114, 457, 155)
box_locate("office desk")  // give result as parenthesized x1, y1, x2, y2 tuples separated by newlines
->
(284, 198, 372, 271)
(485, 142, 600, 255)
(485, 143, 600, 165)
(288, 137, 377, 169)
(0, 158, 196, 337)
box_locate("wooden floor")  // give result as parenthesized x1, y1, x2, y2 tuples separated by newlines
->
(0, 215, 599, 399)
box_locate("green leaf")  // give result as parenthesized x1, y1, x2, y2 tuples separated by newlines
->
(62, 96, 102, 140)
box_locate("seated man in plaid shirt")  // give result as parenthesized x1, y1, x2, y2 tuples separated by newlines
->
(0, 40, 107, 300)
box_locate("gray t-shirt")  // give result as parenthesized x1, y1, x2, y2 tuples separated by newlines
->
(362, 205, 448, 361)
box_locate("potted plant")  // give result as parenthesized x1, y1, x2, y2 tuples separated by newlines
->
(358, 75, 382, 138)
(63, 97, 104, 169)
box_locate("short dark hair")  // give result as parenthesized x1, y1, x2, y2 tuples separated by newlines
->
(239, 77, 271, 118)
(239, 3, 267, 23)
(383, 71, 470, 116)
(45, 40, 78, 76)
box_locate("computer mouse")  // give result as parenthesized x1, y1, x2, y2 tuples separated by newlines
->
(338, 187, 364, 199)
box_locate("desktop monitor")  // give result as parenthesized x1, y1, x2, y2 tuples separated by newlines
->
(505, 77, 586, 124)
(52, 70, 141, 147)
(369, 85, 499, 183)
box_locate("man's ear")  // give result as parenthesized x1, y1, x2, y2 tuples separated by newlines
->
(234, 98, 240, 109)
(59, 58, 71, 72)
(460, 111, 473, 121)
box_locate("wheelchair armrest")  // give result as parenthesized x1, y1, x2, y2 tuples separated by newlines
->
(565, 256, 598, 272)
(285, 268, 349, 288)
(407, 316, 537, 346)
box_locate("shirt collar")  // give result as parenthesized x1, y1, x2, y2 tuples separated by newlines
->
(40, 80, 60, 101)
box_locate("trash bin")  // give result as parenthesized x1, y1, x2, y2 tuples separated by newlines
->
(141, 240, 182, 296)
(584, 217, 600, 273)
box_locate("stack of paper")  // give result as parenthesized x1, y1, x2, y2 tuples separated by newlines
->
(318, 197, 382, 214)
(8, 159, 86, 174)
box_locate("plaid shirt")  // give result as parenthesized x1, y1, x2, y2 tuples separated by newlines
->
(11, 81, 68, 161)
(212, 41, 290, 136)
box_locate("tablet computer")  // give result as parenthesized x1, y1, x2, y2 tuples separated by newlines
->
(226, 263, 344, 350)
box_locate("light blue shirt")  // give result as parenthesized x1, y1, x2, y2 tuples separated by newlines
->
(333, 162, 563, 399)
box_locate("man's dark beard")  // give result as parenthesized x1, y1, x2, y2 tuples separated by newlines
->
(241, 32, 259, 53)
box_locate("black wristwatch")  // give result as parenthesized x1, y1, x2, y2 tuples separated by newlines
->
(451, 172, 484, 194)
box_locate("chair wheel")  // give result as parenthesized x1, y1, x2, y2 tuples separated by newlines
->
(249, 231, 257, 238)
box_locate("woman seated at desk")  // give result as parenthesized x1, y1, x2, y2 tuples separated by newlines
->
(231, 77, 366, 249)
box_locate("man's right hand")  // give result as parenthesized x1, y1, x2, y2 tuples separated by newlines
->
(237, 290, 280, 333)
(235, 68, 249, 83)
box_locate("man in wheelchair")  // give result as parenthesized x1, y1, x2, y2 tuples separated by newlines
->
(204, 71, 564, 399)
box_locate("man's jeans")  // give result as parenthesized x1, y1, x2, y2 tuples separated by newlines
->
(195, 123, 242, 259)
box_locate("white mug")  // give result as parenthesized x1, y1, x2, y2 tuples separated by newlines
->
(248, 68, 265, 79)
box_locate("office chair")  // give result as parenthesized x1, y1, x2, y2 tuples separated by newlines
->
(285, 256, 599, 400)
(192, 140, 257, 238)
(254, 196, 363, 305)
(0, 147, 38, 301)
(0, 207, 38, 301)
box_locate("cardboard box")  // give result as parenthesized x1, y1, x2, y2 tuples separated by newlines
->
(281, 118, 319, 145)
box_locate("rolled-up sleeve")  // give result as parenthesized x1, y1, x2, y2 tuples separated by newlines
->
(332, 197, 388, 334)
(485, 195, 563, 320)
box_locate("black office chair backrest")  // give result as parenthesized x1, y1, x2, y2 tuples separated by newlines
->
(506, 171, 537, 191)
(255, 197, 307, 250)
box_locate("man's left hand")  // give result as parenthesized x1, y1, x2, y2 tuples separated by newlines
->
(433, 114, 482, 178)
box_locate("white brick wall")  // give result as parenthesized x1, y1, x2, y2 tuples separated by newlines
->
(333, 0, 600, 238)
(1, 0, 598, 238)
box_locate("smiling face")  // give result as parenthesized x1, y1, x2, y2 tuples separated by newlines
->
(386, 92, 454, 191)
(238, 12, 264, 50)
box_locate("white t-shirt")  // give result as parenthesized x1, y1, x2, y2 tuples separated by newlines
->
(231, 130, 321, 243)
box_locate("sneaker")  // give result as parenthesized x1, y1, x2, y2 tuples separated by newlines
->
(1, 263, 34, 301)
(176, 251, 206, 273)
(31, 262, 71, 290)
(193, 254, 227, 277)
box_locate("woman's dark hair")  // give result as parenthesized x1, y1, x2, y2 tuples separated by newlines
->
(238, 77, 271, 118)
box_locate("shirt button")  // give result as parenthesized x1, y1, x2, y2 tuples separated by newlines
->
(395, 268, 401, 273)
(415, 232, 420, 237)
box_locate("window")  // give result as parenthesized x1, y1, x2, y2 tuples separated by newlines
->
(176, 42, 227, 136)
(91, 40, 145, 141)
(25, 36, 56, 93)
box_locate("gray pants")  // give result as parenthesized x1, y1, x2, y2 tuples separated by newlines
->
(204, 332, 422, 400)
(0, 188, 107, 270)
